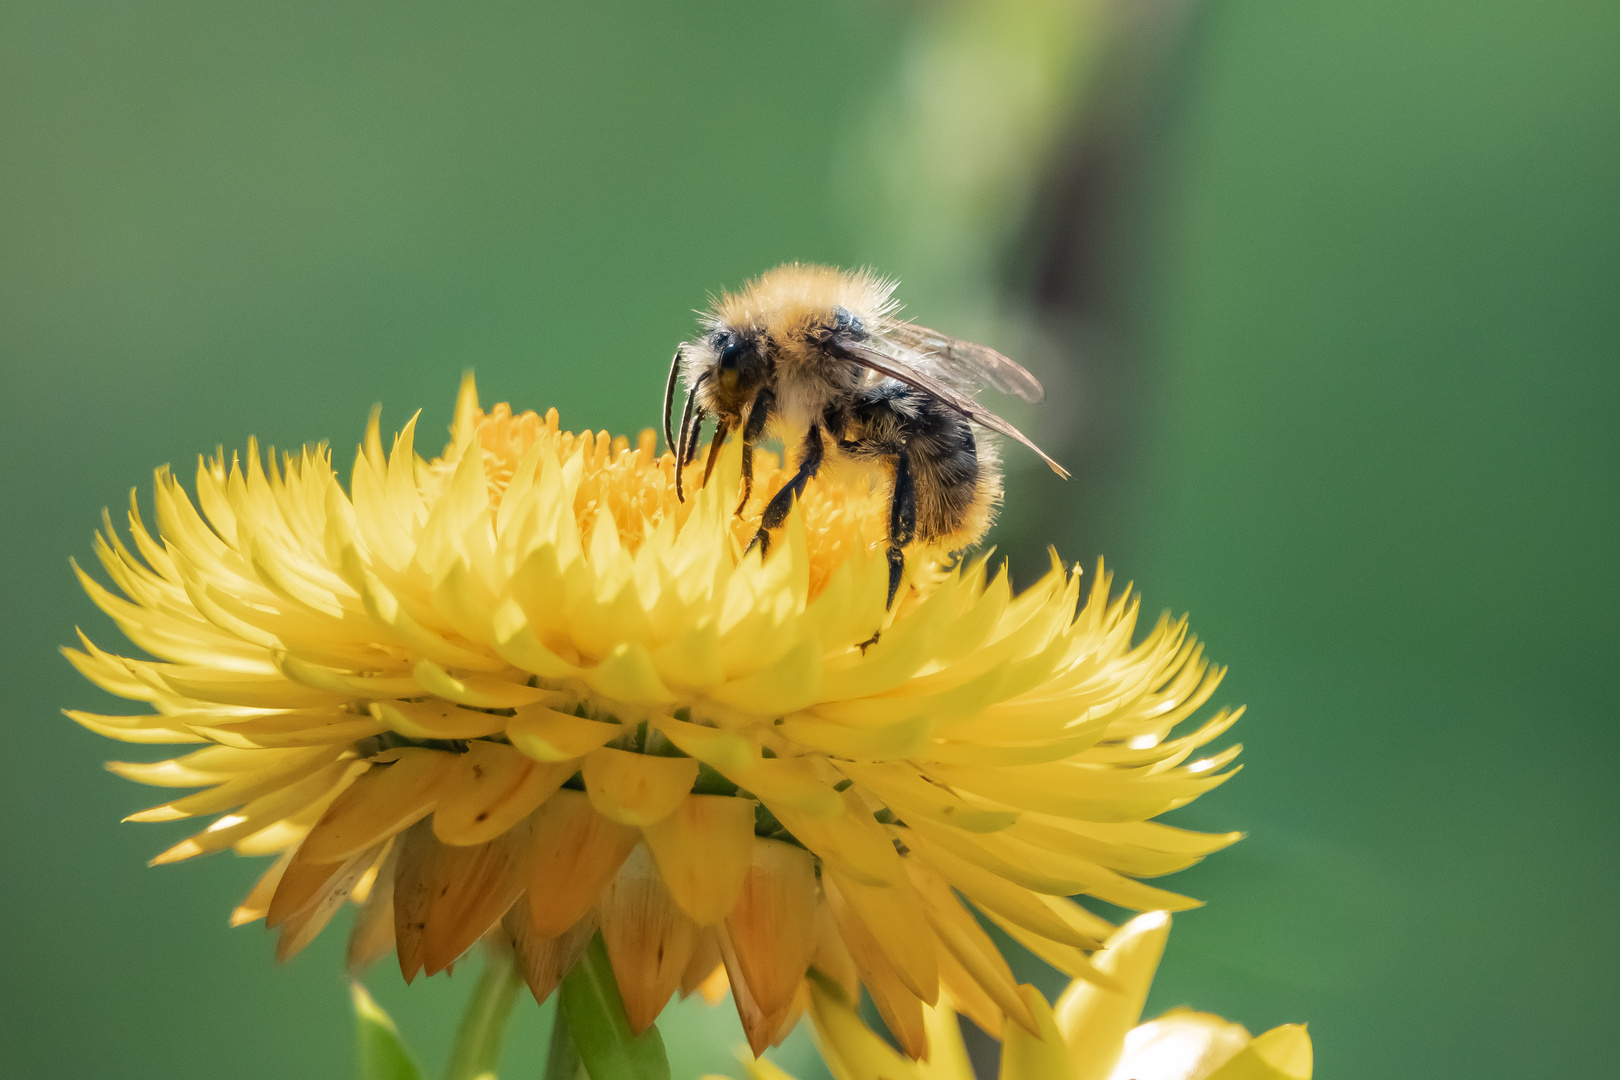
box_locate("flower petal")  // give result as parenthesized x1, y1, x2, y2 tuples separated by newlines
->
(582, 747, 699, 827)
(432, 742, 575, 847)
(299, 749, 457, 864)
(526, 789, 640, 937)
(1054, 912, 1172, 1079)
(640, 794, 755, 925)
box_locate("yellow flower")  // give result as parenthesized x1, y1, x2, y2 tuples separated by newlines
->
(709, 913, 1313, 1080)
(67, 375, 1242, 1055)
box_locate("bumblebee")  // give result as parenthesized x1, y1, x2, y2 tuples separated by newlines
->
(663, 264, 1068, 606)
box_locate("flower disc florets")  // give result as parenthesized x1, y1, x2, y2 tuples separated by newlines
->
(68, 376, 1242, 1058)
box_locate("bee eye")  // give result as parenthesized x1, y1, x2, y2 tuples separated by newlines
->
(719, 343, 744, 371)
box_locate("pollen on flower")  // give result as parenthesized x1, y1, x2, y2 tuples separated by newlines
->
(65, 374, 1247, 1061)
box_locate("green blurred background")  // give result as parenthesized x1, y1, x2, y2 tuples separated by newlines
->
(2, 2, 1615, 1077)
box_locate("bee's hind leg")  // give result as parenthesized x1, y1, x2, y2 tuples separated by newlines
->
(747, 425, 825, 557)
(855, 445, 916, 649)
(885, 446, 917, 609)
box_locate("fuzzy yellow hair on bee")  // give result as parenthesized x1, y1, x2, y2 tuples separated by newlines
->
(663, 263, 1067, 608)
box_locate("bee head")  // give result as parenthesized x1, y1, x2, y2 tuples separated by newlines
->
(707, 327, 767, 414)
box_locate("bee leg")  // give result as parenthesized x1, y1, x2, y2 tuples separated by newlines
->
(675, 389, 704, 503)
(735, 388, 774, 516)
(700, 418, 731, 488)
(673, 390, 699, 505)
(747, 425, 826, 557)
(662, 342, 686, 453)
(885, 446, 917, 608)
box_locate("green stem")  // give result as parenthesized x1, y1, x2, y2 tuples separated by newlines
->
(558, 934, 671, 1080)
(442, 943, 525, 1080)
(542, 999, 583, 1080)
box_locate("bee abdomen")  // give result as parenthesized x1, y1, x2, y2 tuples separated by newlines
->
(846, 383, 999, 549)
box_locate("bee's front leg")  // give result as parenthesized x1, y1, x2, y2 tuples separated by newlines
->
(700, 418, 731, 488)
(735, 388, 774, 515)
(747, 425, 825, 557)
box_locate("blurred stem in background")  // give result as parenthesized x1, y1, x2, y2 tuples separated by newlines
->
(850, 0, 1202, 581)
(442, 943, 524, 1080)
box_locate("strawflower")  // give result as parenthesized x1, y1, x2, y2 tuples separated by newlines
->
(67, 375, 1242, 1060)
(709, 912, 1312, 1080)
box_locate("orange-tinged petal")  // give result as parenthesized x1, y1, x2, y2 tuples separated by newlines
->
(230, 848, 295, 926)
(641, 794, 755, 925)
(432, 741, 574, 846)
(405, 822, 533, 976)
(679, 930, 724, 999)
(275, 842, 387, 963)
(723, 839, 818, 1019)
(809, 900, 860, 1006)
(347, 842, 399, 973)
(299, 748, 457, 864)
(504, 902, 598, 1006)
(599, 844, 698, 1034)
(526, 788, 639, 937)
(582, 746, 699, 827)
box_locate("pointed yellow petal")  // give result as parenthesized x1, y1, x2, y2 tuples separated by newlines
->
(1207, 1024, 1312, 1080)
(905, 861, 1036, 1036)
(1112, 1009, 1252, 1080)
(1054, 911, 1172, 1080)
(805, 969, 924, 1079)
(411, 659, 554, 707)
(371, 699, 507, 740)
(822, 873, 932, 1060)
(641, 794, 755, 925)
(582, 747, 698, 827)
(998, 984, 1078, 1080)
(822, 868, 938, 1005)
(935, 944, 1003, 1042)
(506, 706, 623, 762)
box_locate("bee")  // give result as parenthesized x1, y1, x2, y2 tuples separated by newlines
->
(663, 263, 1069, 607)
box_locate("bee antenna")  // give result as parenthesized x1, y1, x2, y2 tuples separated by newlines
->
(662, 343, 686, 453)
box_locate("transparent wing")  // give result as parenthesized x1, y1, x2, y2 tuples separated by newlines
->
(832, 339, 1070, 479)
(883, 322, 1045, 403)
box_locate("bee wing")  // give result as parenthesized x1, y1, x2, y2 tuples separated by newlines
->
(883, 322, 1046, 403)
(832, 340, 1071, 479)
